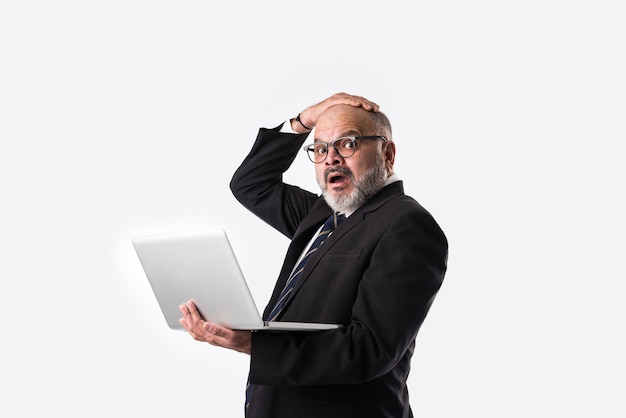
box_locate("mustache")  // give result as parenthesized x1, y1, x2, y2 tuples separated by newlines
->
(324, 166, 353, 182)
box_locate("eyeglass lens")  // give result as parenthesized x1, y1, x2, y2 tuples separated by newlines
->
(309, 138, 356, 162)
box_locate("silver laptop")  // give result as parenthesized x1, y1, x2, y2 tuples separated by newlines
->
(132, 229, 341, 332)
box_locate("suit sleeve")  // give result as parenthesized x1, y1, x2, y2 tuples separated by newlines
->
(249, 208, 448, 386)
(230, 126, 319, 239)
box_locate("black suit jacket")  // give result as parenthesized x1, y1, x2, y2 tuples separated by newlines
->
(230, 126, 448, 418)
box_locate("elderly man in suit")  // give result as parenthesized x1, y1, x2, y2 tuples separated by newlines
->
(179, 92, 448, 418)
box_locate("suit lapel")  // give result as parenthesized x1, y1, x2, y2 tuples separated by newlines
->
(281, 181, 405, 312)
(263, 203, 332, 318)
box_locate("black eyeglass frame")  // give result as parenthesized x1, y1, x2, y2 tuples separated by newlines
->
(302, 135, 388, 163)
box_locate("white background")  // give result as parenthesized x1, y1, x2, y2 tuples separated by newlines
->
(1, 1, 624, 416)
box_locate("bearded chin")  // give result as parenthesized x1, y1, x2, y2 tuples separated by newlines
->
(321, 154, 388, 214)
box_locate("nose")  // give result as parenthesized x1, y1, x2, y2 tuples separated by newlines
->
(325, 144, 343, 165)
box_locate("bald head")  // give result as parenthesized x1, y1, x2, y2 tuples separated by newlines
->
(315, 105, 392, 142)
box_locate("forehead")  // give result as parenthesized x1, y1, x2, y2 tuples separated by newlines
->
(314, 105, 375, 141)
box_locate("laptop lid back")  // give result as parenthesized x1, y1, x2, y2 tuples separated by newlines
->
(132, 229, 265, 330)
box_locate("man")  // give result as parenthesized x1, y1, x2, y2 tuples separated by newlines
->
(179, 92, 448, 417)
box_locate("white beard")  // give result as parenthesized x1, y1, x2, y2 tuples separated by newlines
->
(320, 153, 388, 214)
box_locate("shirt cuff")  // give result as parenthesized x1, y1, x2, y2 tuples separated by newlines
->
(279, 119, 296, 134)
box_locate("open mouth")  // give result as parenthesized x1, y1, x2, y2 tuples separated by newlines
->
(326, 169, 351, 189)
(328, 173, 346, 183)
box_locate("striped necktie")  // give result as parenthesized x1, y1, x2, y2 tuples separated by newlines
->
(245, 212, 346, 413)
(266, 212, 346, 321)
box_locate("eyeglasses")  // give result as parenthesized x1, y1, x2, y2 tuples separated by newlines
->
(302, 136, 387, 163)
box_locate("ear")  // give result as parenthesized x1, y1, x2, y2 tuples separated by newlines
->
(383, 141, 396, 174)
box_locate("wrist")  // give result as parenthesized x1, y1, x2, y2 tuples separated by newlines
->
(295, 113, 313, 131)
(290, 118, 310, 134)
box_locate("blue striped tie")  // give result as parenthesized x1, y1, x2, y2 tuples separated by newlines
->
(266, 212, 346, 321)
(245, 212, 346, 413)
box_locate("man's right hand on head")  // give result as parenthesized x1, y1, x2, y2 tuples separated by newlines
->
(291, 92, 380, 133)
